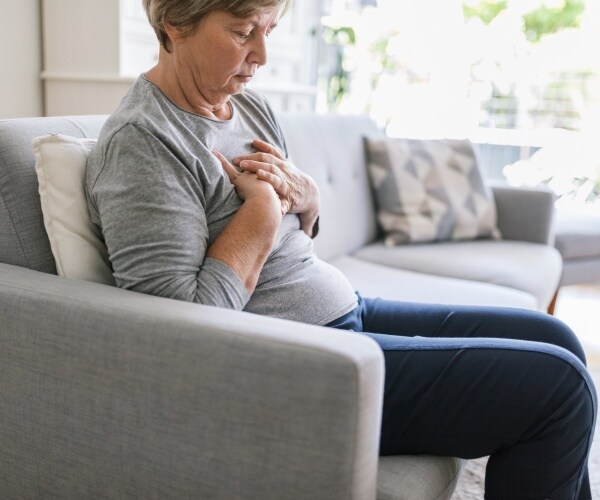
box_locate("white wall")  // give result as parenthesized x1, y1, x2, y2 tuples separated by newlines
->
(0, 0, 320, 118)
(0, 0, 43, 119)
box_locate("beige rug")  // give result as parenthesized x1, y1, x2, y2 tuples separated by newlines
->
(452, 369, 600, 499)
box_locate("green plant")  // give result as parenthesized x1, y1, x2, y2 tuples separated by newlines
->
(523, 0, 585, 42)
(321, 26, 356, 109)
(463, 0, 507, 25)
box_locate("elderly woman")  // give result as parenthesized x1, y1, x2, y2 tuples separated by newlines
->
(85, 0, 595, 498)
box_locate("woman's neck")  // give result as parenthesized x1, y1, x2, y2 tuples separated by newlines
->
(145, 62, 232, 121)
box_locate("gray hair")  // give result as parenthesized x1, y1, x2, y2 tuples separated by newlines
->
(143, 0, 292, 52)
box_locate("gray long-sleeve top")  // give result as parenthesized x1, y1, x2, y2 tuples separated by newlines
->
(85, 76, 357, 325)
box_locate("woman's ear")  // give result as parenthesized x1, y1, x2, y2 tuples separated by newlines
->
(163, 22, 183, 45)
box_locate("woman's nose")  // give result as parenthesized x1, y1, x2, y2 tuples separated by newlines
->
(248, 35, 268, 66)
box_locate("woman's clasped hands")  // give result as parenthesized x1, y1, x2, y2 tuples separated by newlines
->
(214, 139, 320, 237)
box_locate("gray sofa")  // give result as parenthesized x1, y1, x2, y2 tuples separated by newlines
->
(0, 113, 561, 499)
(554, 210, 600, 287)
(281, 114, 561, 313)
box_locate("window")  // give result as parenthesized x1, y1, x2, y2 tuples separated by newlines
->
(318, 0, 600, 206)
(319, 0, 600, 134)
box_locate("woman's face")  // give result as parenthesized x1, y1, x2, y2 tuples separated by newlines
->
(167, 8, 280, 103)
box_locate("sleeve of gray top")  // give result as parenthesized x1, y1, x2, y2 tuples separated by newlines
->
(89, 124, 250, 310)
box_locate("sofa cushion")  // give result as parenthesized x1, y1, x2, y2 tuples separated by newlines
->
(377, 456, 464, 500)
(32, 134, 115, 285)
(278, 113, 384, 261)
(352, 240, 562, 310)
(0, 116, 107, 272)
(554, 211, 600, 260)
(329, 255, 538, 310)
(365, 137, 500, 245)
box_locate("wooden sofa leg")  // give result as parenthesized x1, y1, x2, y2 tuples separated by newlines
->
(547, 289, 559, 315)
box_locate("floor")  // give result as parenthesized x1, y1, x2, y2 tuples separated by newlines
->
(555, 282, 600, 368)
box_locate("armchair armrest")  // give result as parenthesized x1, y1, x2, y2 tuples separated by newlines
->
(490, 183, 557, 245)
(0, 264, 384, 500)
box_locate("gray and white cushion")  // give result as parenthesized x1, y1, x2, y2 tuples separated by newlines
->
(365, 137, 500, 245)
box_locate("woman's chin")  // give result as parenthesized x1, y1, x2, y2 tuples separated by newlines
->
(230, 83, 249, 95)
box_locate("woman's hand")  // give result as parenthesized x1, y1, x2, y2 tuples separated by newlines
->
(211, 150, 283, 294)
(232, 139, 321, 237)
(214, 150, 282, 214)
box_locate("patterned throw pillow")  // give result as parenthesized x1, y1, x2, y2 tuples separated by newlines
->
(365, 137, 501, 245)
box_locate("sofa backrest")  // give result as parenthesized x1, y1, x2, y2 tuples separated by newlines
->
(278, 113, 383, 261)
(0, 116, 107, 273)
(0, 112, 382, 274)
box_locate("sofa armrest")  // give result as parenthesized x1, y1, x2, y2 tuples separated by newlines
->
(0, 264, 384, 500)
(490, 183, 556, 245)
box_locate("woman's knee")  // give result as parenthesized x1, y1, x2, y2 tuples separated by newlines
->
(552, 354, 597, 452)
(522, 310, 586, 364)
(478, 306, 587, 365)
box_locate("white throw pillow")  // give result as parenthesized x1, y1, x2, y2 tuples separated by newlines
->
(32, 134, 115, 285)
(365, 137, 501, 245)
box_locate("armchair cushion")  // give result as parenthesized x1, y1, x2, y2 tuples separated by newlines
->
(365, 137, 500, 245)
(32, 134, 114, 285)
(377, 456, 464, 500)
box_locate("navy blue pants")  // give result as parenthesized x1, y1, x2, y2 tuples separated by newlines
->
(327, 294, 597, 499)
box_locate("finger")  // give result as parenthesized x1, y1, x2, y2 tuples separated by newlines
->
(279, 198, 291, 215)
(252, 139, 285, 160)
(238, 159, 279, 175)
(213, 151, 238, 182)
(234, 151, 276, 165)
(256, 168, 288, 198)
(237, 148, 296, 177)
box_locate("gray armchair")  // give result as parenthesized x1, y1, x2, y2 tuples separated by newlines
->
(1, 263, 384, 498)
(1, 115, 466, 499)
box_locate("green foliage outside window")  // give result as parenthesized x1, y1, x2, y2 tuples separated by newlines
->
(523, 0, 585, 42)
(462, 0, 507, 25)
(321, 26, 356, 109)
(463, 0, 586, 42)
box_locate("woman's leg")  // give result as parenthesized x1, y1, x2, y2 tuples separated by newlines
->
(355, 297, 596, 499)
(360, 296, 587, 363)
